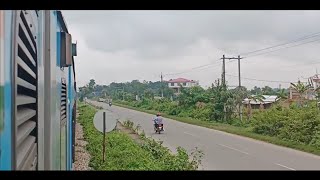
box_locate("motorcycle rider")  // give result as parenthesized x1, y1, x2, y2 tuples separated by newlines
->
(153, 112, 164, 131)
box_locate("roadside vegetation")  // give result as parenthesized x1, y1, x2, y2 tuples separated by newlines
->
(77, 102, 203, 170)
(78, 78, 320, 155)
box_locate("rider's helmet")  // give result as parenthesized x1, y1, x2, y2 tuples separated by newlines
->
(156, 112, 161, 116)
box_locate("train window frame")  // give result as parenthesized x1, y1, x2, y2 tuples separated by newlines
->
(59, 32, 72, 68)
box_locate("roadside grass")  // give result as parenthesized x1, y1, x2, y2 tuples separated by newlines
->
(77, 102, 203, 170)
(113, 101, 320, 156)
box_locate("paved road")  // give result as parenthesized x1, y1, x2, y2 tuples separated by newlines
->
(89, 100, 320, 170)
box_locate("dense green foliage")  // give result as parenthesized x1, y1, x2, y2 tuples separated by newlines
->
(251, 103, 320, 148)
(77, 103, 203, 170)
(78, 78, 320, 154)
(78, 79, 175, 101)
(114, 79, 245, 123)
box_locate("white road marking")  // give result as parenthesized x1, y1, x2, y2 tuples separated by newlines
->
(184, 132, 199, 138)
(275, 163, 295, 170)
(218, 144, 249, 155)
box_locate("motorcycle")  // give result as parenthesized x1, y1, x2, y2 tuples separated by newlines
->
(154, 124, 163, 134)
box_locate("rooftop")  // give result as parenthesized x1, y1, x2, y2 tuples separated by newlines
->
(166, 78, 196, 83)
(243, 95, 280, 105)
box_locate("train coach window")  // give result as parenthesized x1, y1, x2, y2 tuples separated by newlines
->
(59, 32, 72, 67)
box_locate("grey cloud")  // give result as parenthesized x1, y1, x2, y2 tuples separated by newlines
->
(64, 10, 320, 89)
(63, 10, 320, 60)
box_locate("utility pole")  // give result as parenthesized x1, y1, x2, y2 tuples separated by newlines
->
(221, 55, 226, 86)
(221, 55, 243, 120)
(122, 86, 125, 101)
(237, 55, 242, 121)
(161, 72, 164, 98)
(238, 55, 241, 88)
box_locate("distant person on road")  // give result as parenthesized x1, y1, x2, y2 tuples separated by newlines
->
(153, 112, 164, 131)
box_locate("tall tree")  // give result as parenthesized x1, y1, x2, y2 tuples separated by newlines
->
(262, 86, 274, 95)
(89, 79, 96, 91)
(208, 79, 234, 122)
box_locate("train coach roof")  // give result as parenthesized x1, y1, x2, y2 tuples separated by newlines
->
(57, 10, 68, 33)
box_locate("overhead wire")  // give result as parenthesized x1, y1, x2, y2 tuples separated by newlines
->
(240, 31, 320, 56)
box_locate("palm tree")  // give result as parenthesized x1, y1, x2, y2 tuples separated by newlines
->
(277, 89, 287, 99)
(274, 88, 288, 105)
(290, 80, 311, 107)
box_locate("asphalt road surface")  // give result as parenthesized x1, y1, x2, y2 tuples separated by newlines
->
(89, 100, 320, 170)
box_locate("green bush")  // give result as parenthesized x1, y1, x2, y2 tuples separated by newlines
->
(251, 105, 320, 147)
(191, 107, 211, 121)
(310, 130, 320, 149)
(251, 108, 287, 136)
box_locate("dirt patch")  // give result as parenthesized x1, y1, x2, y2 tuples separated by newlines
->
(116, 122, 144, 145)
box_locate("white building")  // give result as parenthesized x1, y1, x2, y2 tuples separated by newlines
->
(166, 78, 199, 94)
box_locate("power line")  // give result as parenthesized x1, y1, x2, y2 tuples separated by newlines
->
(278, 61, 320, 68)
(164, 59, 221, 76)
(163, 32, 320, 77)
(225, 73, 292, 83)
(240, 31, 320, 56)
(243, 38, 320, 59)
(164, 34, 320, 77)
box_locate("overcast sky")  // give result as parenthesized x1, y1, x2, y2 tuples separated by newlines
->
(63, 10, 320, 89)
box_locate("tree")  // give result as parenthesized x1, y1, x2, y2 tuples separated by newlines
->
(231, 86, 249, 119)
(262, 86, 274, 95)
(89, 79, 96, 90)
(178, 86, 207, 107)
(250, 86, 262, 95)
(78, 85, 91, 101)
(208, 79, 235, 122)
(290, 80, 311, 107)
(277, 88, 288, 99)
(143, 88, 154, 99)
(276, 88, 288, 104)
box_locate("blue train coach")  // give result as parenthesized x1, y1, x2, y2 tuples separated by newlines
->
(0, 10, 77, 170)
